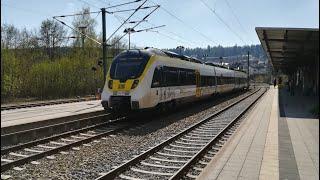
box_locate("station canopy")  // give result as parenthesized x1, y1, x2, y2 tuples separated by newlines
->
(256, 27, 319, 73)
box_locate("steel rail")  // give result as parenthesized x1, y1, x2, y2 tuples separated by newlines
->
(1, 116, 134, 171)
(96, 88, 264, 179)
(1, 113, 112, 148)
(1, 113, 118, 154)
(169, 88, 266, 179)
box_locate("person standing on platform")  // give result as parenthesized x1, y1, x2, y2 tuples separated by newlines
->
(273, 78, 277, 88)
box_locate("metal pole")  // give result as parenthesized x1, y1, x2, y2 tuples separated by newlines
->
(81, 32, 85, 49)
(129, 32, 131, 50)
(247, 51, 250, 88)
(101, 8, 107, 83)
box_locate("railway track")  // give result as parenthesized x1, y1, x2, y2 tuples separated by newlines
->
(1, 114, 131, 171)
(96, 88, 266, 180)
(1, 96, 97, 111)
(1, 112, 112, 147)
(1, 88, 263, 175)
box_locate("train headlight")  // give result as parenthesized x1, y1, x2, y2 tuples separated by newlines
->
(131, 80, 139, 89)
(108, 80, 113, 89)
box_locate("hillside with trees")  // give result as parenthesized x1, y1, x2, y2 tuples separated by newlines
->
(1, 7, 125, 103)
(167, 44, 266, 60)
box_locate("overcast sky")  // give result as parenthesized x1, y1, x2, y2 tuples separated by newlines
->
(1, 0, 319, 48)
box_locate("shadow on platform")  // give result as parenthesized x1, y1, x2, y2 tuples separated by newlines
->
(278, 87, 318, 119)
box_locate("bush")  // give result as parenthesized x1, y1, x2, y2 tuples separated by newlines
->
(1, 47, 112, 102)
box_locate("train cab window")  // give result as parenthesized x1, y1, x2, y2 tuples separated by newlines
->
(110, 50, 150, 81)
(151, 66, 162, 88)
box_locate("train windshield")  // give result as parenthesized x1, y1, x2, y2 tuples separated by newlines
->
(110, 50, 150, 80)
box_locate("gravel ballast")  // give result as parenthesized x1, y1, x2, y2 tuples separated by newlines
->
(3, 90, 258, 179)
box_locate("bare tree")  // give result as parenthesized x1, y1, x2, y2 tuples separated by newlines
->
(1, 24, 20, 49)
(39, 19, 66, 58)
(72, 7, 98, 48)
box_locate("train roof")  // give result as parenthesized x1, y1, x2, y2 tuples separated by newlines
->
(123, 47, 247, 74)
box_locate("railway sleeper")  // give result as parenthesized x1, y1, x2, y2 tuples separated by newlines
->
(130, 167, 174, 176)
(174, 141, 206, 146)
(149, 156, 187, 163)
(118, 174, 142, 180)
(156, 152, 193, 158)
(184, 135, 212, 140)
(169, 143, 202, 149)
(179, 138, 209, 143)
(163, 147, 198, 154)
(140, 161, 180, 169)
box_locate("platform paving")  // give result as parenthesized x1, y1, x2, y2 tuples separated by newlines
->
(197, 87, 319, 180)
(1, 100, 103, 128)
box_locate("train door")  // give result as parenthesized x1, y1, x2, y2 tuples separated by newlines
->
(152, 66, 165, 103)
(195, 70, 201, 97)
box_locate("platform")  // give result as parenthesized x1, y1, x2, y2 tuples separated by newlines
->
(198, 87, 319, 180)
(1, 100, 104, 128)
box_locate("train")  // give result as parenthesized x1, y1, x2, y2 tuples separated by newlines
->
(101, 47, 248, 112)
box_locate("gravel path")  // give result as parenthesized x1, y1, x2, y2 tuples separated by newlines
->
(2, 90, 256, 179)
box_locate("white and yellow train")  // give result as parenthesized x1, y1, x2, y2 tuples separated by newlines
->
(101, 47, 248, 112)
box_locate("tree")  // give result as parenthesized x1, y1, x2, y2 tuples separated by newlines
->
(1, 24, 20, 49)
(72, 7, 98, 48)
(39, 19, 66, 58)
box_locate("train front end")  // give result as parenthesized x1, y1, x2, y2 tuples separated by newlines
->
(101, 49, 153, 112)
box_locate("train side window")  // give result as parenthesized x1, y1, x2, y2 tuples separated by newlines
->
(166, 67, 178, 86)
(186, 70, 195, 85)
(201, 76, 208, 87)
(220, 77, 224, 84)
(179, 69, 187, 86)
(151, 66, 162, 88)
(209, 76, 212, 86)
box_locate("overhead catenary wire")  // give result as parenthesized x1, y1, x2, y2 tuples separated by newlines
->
(53, 17, 102, 45)
(200, 0, 246, 44)
(108, 7, 198, 47)
(145, 21, 199, 46)
(223, 0, 254, 44)
(98, 0, 199, 47)
(59, 0, 201, 48)
(53, 11, 101, 18)
(109, 4, 160, 46)
(104, 0, 143, 9)
(149, 0, 219, 46)
(107, 5, 159, 14)
(150, 30, 195, 47)
(114, 13, 198, 47)
(134, 25, 166, 32)
(77, 0, 101, 9)
(106, 0, 149, 42)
